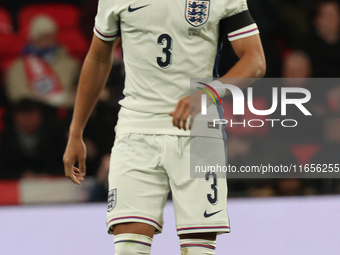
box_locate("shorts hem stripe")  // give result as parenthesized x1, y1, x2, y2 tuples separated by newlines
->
(114, 240, 151, 247)
(107, 216, 163, 229)
(177, 226, 230, 231)
(181, 244, 215, 250)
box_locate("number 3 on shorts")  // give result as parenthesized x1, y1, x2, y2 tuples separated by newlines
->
(206, 172, 218, 205)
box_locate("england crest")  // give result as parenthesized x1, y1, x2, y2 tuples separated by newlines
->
(185, 0, 210, 27)
(107, 189, 117, 212)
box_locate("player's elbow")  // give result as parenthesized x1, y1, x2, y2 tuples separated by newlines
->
(254, 54, 266, 78)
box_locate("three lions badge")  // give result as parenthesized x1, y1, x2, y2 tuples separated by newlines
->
(185, 0, 210, 27)
(107, 189, 117, 212)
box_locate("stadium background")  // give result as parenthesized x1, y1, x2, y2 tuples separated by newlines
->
(0, 0, 339, 254)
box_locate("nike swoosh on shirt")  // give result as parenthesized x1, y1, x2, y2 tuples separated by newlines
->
(128, 4, 150, 12)
(204, 210, 223, 218)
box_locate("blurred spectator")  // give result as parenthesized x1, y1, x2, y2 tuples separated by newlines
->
(326, 84, 340, 112)
(308, 114, 340, 194)
(227, 136, 298, 196)
(5, 15, 80, 108)
(275, 178, 303, 196)
(2, 0, 83, 29)
(281, 50, 327, 114)
(281, 50, 312, 79)
(0, 98, 66, 179)
(281, 51, 329, 118)
(312, 114, 340, 166)
(304, 0, 340, 77)
(279, 0, 311, 48)
(272, 51, 325, 143)
(249, 182, 275, 197)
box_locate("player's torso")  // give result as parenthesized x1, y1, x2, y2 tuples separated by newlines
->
(114, 0, 226, 113)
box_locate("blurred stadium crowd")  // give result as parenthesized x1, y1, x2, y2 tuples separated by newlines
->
(0, 0, 340, 203)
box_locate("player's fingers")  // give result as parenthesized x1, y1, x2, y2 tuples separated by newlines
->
(173, 98, 185, 120)
(73, 170, 81, 176)
(65, 165, 80, 185)
(74, 171, 84, 178)
(173, 116, 180, 129)
(172, 101, 183, 128)
(174, 102, 188, 129)
(73, 167, 84, 182)
(78, 156, 87, 177)
(174, 100, 187, 119)
(63, 156, 74, 177)
(178, 101, 190, 130)
(174, 113, 184, 129)
(75, 175, 85, 181)
(173, 113, 180, 129)
(181, 119, 187, 131)
(180, 108, 190, 131)
(173, 99, 183, 114)
(70, 174, 81, 185)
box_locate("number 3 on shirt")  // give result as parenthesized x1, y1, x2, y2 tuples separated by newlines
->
(157, 34, 172, 69)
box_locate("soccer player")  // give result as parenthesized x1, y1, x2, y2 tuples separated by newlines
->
(63, 0, 265, 254)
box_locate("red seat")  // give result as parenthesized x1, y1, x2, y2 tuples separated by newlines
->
(57, 29, 89, 62)
(18, 4, 80, 39)
(0, 34, 25, 74)
(0, 180, 19, 205)
(0, 34, 24, 58)
(0, 7, 13, 34)
(290, 144, 322, 165)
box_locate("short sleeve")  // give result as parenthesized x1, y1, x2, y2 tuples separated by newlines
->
(221, 0, 259, 41)
(93, 0, 119, 41)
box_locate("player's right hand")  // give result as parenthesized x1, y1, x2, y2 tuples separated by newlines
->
(63, 135, 87, 185)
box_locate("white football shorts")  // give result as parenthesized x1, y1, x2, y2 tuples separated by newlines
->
(106, 133, 230, 235)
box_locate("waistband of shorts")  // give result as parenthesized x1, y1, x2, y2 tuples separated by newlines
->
(115, 107, 225, 139)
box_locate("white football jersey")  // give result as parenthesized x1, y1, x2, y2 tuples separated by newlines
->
(94, 0, 259, 136)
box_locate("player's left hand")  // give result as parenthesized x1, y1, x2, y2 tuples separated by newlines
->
(63, 135, 87, 185)
(169, 91, 206, 130)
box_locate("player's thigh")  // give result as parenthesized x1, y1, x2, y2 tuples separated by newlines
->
(113, 222, 156, 238)
(166, 136, 230, 236)
(107, 134, 170, 235)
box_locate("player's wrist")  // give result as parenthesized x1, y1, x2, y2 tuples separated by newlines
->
(69, 129, 84, 139)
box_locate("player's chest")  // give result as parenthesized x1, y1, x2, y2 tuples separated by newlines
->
(118, 0, 224, 36)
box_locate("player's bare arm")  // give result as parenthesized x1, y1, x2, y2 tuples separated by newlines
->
(222, 34, 266, 80)
(63, 36, 118, 185)
(170, 34, 266, 130)
(221, 34, 266, 81)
